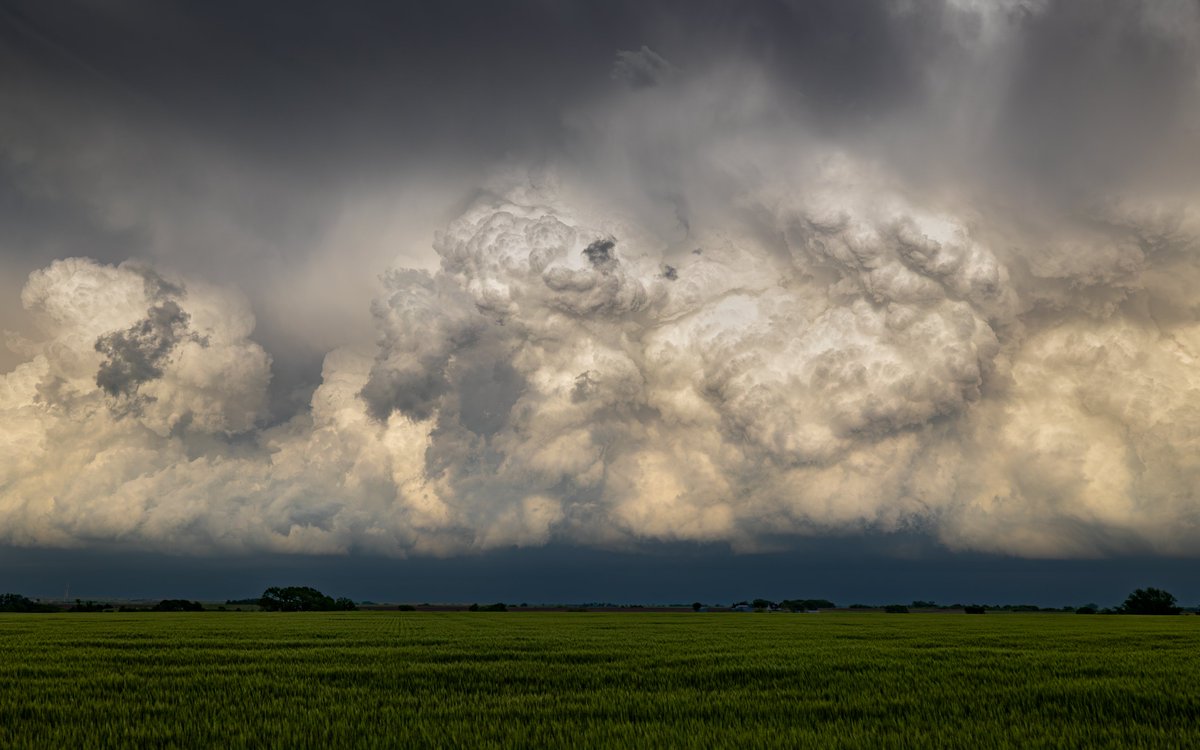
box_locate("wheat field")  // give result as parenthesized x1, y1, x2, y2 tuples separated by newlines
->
(1, 611, 1197, 748)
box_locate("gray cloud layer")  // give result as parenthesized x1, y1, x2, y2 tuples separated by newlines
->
(3, 0, 1200, 557)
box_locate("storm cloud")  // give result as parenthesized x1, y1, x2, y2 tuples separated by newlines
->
(3, 0, 1200, 559)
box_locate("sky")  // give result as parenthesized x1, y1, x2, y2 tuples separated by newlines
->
(3, 0, 1200, 605)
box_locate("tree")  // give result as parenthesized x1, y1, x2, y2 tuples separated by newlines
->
(691, 602, 702, 611)
(259, 586, 347, 612)
(1118, 587, 1182, 615)
(0, 593, 56, 613)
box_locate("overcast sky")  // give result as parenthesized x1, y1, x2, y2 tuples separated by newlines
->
(3, 1, 1200, 603)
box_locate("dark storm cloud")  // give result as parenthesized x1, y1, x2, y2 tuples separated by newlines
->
(0, 0, 987, 197)
(458, 362, 525, 437)
(612, 46, 676, 88)
(134, 266, 186, 301)
(95, 301, 196, 399)
(737, 0, 952, 127)
(582, 238, 617, 268)
(4, 0, 1183, 194)
(996, 0, 1200, 188)
(360, 367, 447, 424)
(359, 269, 486, 423)
(2, 0, 635, 169)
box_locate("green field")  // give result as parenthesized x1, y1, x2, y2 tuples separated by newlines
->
(1, 612, 1197, 748)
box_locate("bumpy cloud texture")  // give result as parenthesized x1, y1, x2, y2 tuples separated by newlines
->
(4, 0, 1200, 557)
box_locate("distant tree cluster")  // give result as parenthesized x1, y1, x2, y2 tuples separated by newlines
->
(0, 593, 57, 613)
(258, 586, 356, 612)
(468, 602, 508, 612)
(779, 599, 836, 612)
(834, 589, 1188, 616)
(153, 599, 204, 612)
(728, 598, 837, 612)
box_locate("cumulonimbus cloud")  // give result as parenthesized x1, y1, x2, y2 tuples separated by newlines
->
(3, 0, 1200, 558)
(4, 172, 1200, 558)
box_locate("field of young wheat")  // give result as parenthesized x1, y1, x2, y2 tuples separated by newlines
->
(1, 611, 1196, 748)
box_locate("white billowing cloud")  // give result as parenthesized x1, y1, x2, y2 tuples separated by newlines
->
(0, 258, 271, 547)
(942, 314, 1200, 557)
(20, 258, 270, 436)
(4, 169, 1200, 557)
(0, 259, 433, 553)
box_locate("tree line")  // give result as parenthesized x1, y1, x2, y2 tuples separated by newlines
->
(0, 587, 1189, 614)
(0, 586, 356, 613)
(695, 588, 1189, 615)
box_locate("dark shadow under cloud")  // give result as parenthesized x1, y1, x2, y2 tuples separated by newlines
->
(5, 539, 1200, 609)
